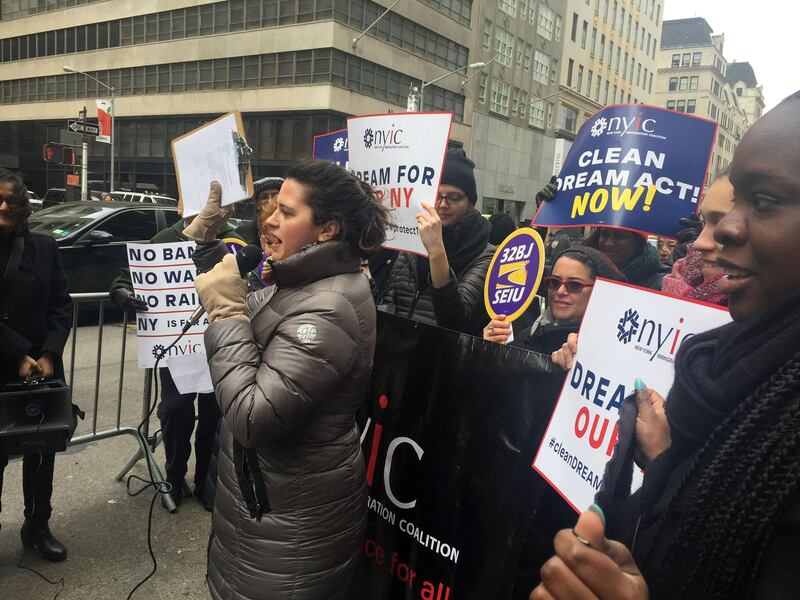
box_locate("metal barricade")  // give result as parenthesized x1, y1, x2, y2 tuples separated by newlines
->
(65, 293, 177, 512)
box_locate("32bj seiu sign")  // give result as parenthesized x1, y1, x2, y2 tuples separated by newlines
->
(352, 312, 567, 599)
(533, 105, 717, 238)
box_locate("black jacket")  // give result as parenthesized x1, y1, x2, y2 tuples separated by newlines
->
(0, 233, 72, 384)
(381, 245, 494, 336)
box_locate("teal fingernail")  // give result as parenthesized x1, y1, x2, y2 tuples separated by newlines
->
(635, 378, 646, 392)
(588, 503, 606, 527)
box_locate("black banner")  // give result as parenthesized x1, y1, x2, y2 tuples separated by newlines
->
(353, 312, 567, 600)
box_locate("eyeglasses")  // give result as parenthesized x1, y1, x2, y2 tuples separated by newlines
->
(543, 277, 594, 294)
(435, 192, 467, 206)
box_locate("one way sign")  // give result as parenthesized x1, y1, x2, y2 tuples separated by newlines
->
(67, 120, 100, 136)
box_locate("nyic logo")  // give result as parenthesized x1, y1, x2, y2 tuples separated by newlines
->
(616, 308, 692, 364)
(333, 136, 346, 152)
(362, 125, 407, 151)
(590, 113, 660, 139)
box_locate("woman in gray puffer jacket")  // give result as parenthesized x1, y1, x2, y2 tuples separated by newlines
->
(195, 160, 389, 600)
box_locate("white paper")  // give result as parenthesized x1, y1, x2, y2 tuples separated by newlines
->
(167, 352, 214, 395)
(127, 241, 209, 368)
(172, 113, 250, 218)
(347, 113, 452, 257)
(532, 279, 732, 513)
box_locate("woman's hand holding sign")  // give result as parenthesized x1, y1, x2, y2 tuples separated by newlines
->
(484, 314, 512, 343)
(552, 333, 579, 370)
(531, 506, 649, 600)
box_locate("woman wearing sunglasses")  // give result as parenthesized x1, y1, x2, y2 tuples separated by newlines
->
(484, 247, 625, 353)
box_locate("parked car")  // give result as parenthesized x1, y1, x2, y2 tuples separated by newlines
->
(27, 190, 43, 212)
(28, 201, 181, 294)
(110, 191, 178, 206)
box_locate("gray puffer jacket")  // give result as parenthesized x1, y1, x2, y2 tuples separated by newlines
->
(203, 241, 372, 600)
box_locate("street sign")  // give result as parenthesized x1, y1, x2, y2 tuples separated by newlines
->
(67, 120, 99, 136)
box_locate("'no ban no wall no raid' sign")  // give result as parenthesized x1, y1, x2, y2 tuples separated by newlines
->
(484, 227, 546, 321)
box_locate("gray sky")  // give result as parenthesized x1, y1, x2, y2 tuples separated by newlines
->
(663, 0, 797, 111)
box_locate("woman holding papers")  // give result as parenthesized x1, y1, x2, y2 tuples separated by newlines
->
(193, 160, 388, 600)
(530, 94, 800, 600)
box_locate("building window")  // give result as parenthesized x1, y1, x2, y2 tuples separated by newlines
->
(537, 4, 555, 40)
(560, 105, 578, 132)
(667, 100, 675, 110)
(495, 27, 514, 66)
(692, 52, 701, 66)
(681, 53, 690, 67)
(576, 65, 584, 94)
(511, 88, 520, 116)
(478, 73, 488, 103)
(594, 75, 601, 101)
(515, 37, 524, 65)
(567, 58, 574, 87)
(520, 0, 527, 19)
(676, 99, 686, 112)
(520, 91, 527, 117)
(587, 70, 593, 96)
(483, 19, 492, 50)
(523, 43, 532, 71)
(498, 0, 517, 18)
(712, 80, 720, 97)
(690, 75, 699, 90)
(571, 12, 578, 41)
(529, 100, 545, 128)
(555, 14, 562, 41)
(604, 80, 609, 104)
(669, 77, 678, 91)
(671, 53, 680, 68)
(581, 20, 588, 49)
(687, 99, 696, 114)
(533, 51, 551, 84)
(590, 27, 597, 56)
(679, 76, 688, 91)
(489, 78, 510, 116)
(599, 34, 606, 63)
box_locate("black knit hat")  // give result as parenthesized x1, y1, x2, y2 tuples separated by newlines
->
(440, 149, 478, 205)
(554, 246, 627, 283)
(488, 212, 517, 245)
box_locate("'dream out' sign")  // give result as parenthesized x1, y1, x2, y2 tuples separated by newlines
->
(127, 241, 206, 368)
(533, 105, 717, 238)
(312, 128, 349, 168)
(348, 112, 452, 257)
(533, 279, 731, 512)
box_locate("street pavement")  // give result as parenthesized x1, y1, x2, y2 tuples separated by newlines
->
(0, 317, 211, 599)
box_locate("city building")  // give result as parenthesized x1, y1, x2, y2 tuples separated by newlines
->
(464, 0, 565, 221)
(726, 61, 764, 128)
(654, 17, 748, 179)
(0, 0, 476, 197)
(553, 0, 662, 164)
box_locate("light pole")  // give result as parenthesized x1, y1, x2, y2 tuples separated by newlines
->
(408, 62, 486, 112)
(63, 66, 116, 191)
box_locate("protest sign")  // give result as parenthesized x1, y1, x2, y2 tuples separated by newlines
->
(533, 105, 717, 238)
(532, 279, 731, 512)
(353, 312, 565, 599)
(484, 227, 545, 322)
(313, 128, 349, 168)
(348, 112, 452, 256)
(127, 241, 207, 368)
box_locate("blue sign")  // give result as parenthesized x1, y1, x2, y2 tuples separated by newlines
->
(312, 128, 349, 168)
(533, 105, 717, 238)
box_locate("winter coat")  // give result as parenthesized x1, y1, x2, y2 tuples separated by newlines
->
(203, 241, 372, 600)
(0, 233, 72, 384)
(381, 246, 494, 336)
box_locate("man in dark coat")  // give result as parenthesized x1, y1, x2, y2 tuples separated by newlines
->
(0, 169, 72, 561)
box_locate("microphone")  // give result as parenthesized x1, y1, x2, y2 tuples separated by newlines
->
(183, 244, 264, 332)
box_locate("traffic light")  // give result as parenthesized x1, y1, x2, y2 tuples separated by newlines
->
(42, 142, 77, 165)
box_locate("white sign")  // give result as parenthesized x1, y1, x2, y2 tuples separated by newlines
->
(533, 279, 731, 512)
(347, 112, 452, 256)
(166, 352, 214, 394)
(127, 241, 208, 368)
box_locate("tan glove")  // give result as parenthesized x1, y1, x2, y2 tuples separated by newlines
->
(183, 181, 234, 242)
(195, 253, 248, 323)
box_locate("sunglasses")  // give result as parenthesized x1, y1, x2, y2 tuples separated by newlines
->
(435, 192, 467, 206)
(543, 277, 594, 294)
